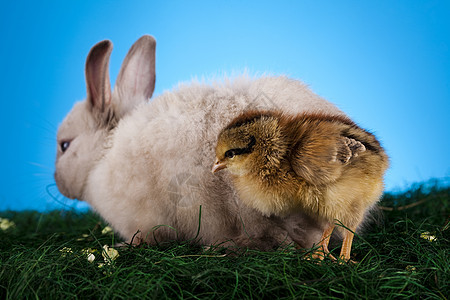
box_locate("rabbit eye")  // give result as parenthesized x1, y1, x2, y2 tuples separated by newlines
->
(60, 141, 70, 152)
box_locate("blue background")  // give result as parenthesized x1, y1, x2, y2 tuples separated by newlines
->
(1, 1, 449, 211)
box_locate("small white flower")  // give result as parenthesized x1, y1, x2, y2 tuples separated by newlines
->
(59, 247, 73, 257)
(102, 245, 119, 263)
(87, 253, 96, 263)
(0, 218, 15, 231)
(420, 231, 437, 242)
(76, 233, 90, 241)
(101, 226, 113, 235)
(406, 265, 417, 273)
(81, 248, 96, 263)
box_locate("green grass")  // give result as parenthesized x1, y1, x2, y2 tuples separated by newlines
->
(1, 182, 448, 299)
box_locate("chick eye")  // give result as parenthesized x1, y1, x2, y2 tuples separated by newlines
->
(60, 141, 70, 153)
(224, 150, 236, 159)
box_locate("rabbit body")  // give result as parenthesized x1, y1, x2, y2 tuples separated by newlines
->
(55, 36, 344, 249)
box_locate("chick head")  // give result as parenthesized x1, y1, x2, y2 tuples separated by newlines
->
(212, 111, 287, 176)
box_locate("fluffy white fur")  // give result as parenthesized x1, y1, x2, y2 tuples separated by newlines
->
(55, 35, 345, 249)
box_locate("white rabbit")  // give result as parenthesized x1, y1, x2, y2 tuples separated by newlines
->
(55, 35, 345, 250)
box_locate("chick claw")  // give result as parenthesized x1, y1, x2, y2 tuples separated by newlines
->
(306, 223, 336, 262)
(306, 223, 359, 264)
(309, 248, 336, 261)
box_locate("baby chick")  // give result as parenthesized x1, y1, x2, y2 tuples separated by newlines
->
(212, 110, 389, 262)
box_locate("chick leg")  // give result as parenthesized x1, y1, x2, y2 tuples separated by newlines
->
(311, 223, 336, 260)
(339, 227, 356, 263)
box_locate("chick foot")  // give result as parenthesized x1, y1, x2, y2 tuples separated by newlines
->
(337, 228, 357, 264)
(307, 223, 336, 261)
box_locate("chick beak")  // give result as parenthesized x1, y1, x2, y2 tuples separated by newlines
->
(212, 159, 227, 173)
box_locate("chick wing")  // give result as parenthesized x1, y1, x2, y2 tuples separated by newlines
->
(334, 136, 366, 164)
(288, 122, 366, 186)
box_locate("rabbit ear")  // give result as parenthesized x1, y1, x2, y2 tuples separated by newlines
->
(113, 35, 156, 117)
(85, 40, 113, 112)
